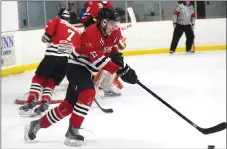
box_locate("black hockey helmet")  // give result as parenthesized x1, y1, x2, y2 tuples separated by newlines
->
(58, 8, 71, 21)
(98, 8, 120, 23)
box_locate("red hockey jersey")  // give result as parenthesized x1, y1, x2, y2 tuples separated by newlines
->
(69, 23, 122, 75)
(42, 17, 81, 57)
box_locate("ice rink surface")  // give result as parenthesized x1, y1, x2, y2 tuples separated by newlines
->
(1, 50, 226, 148)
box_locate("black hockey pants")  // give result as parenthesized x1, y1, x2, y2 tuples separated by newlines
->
(170, 24, 195, 52)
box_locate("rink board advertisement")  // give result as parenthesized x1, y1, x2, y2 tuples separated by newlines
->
(1, 34, 16, 67)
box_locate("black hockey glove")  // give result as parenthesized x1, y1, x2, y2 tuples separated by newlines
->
(116, 64, 138, 84)
(111, 52, 124, 68)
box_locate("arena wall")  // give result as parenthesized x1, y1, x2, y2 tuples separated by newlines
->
(1, 18, 226, 77)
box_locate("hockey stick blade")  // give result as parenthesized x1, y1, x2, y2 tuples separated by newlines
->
(137, 80, 227, 135)
(94, 99, 114, 113)
(197, 122, 227, 135)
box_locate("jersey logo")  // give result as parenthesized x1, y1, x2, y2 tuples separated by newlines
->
(103, 46, 112, 53)
(85, 42, 93, 48)
(99, 38, 104, 46)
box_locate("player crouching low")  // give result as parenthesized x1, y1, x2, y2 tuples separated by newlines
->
(24, 8, 138, 147)
(19, 8, 81, 116)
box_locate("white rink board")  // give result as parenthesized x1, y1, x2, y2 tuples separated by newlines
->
(2, 18, 226, 69)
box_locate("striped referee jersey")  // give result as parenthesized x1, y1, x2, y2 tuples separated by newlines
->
(173, 3, 196, 26)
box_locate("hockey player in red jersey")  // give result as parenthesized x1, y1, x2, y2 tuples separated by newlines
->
(92, 27, 126, 96)
(24, 8, 138, 147)
(19, 8, 81, 116)
(82, 1, 126, 96)
(81, 1, 112, 28)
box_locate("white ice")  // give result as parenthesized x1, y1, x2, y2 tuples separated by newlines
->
(2, 51, 226, 148)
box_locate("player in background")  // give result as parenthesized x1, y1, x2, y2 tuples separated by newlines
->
(81, 1, 112, 29)
(19, 8, 81, 116)
(82, 0, 126, 96)
(24, 8, 138, 147)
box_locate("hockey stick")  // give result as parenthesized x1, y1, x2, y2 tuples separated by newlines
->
(15, 92, 63, 105)
(137, 80, 227, 135)
(192, 40, 195, 52)
(192, 26, 195, 52)
(127, 7, 137, 24)
(94, 99, 114, 113)
(119, 7, 137, 39)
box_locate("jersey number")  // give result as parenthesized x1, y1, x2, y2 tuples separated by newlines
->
(90, 51, 98, 58)
(67, 29, 75, 41)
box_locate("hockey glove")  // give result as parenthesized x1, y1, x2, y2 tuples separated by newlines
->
(111, 53, 124, 68)
(116, 64, 138, 84)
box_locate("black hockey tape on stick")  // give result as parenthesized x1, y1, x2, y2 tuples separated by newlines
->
(94, 99, 113, 113)
(136, 80, 227, 135)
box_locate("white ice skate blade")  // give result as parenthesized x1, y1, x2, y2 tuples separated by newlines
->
(104, 92, 121, 97)
(64, 138, 83, 147)
(29, 110, 44, 117)
(19, 109, 35, 116)
(29, 112, 38, 117)
(186, 52, 195, 54)
(24, 123, 32, 142)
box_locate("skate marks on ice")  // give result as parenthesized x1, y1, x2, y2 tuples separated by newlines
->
(1, 51, 226, 148)
(82, 138, 164, 148)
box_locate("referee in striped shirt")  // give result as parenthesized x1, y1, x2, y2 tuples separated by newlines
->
(170, 1, 196, 54)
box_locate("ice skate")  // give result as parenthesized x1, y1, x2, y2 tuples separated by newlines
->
(24, 119, 41, 141)
(19, 97, 38, 115)
(30, 99, 50, 117)
(104, 83, 121, 97)
(64, 124, 84, 147)
(169, 50, 174, 54)
(186, 49, 195, 53)
(104, 90, 121, 96)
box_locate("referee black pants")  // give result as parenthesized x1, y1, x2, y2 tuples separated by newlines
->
(170, 24, 194, 52)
